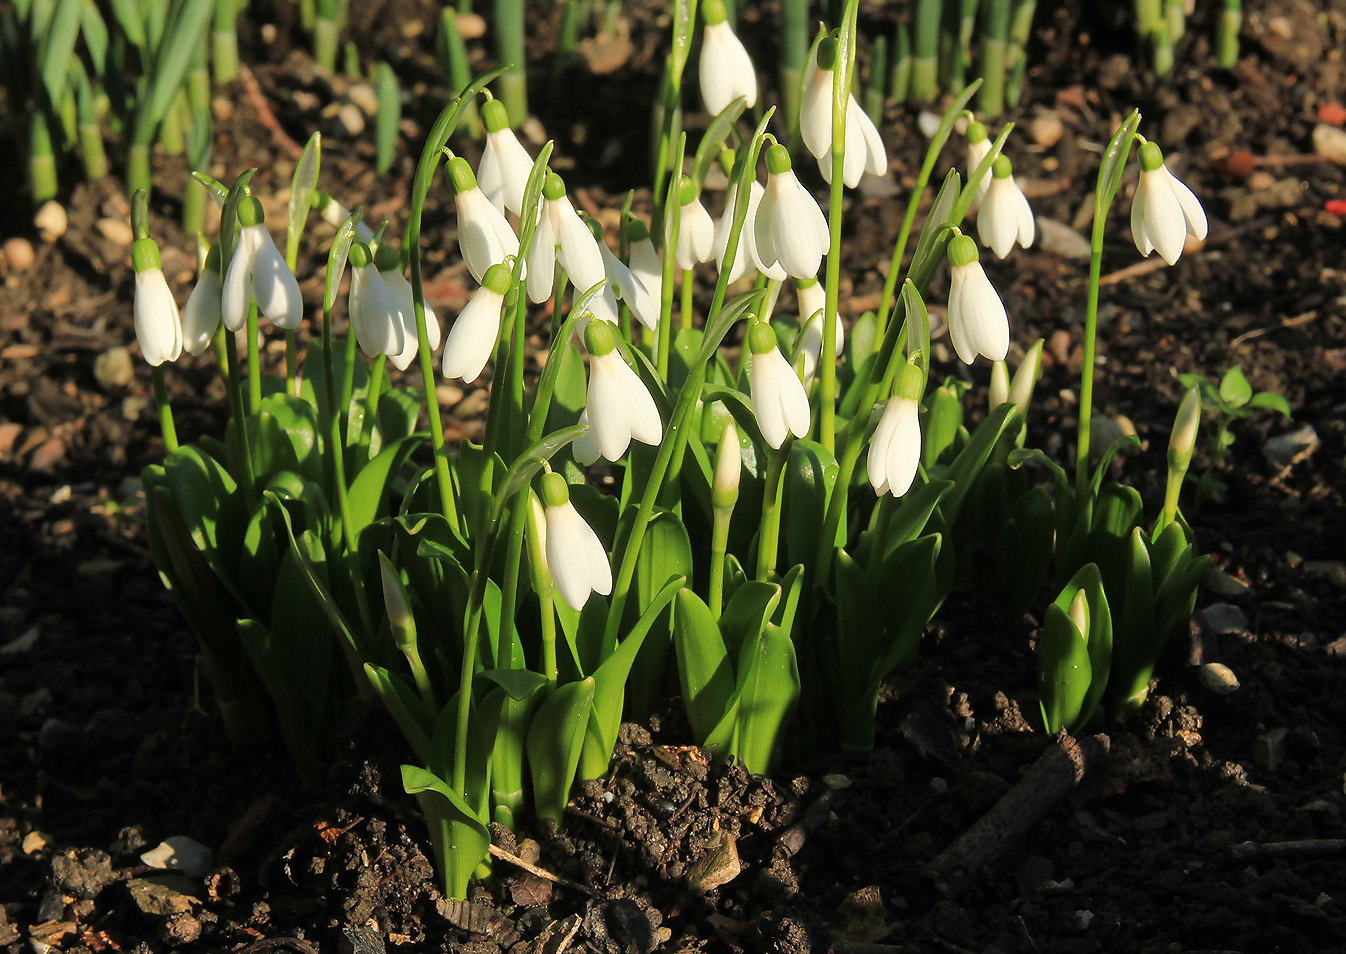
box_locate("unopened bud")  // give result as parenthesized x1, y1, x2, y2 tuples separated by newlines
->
(989, 361, 1010, 409)
(1008, 339, 1043, 414)
(1067, 591, 1089, 641)
(378, 552, 416, 648)
(712, 419, 741, 509)
(1169, 386, 1201, 467)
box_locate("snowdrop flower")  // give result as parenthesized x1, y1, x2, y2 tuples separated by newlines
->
(712, 418, 741, 509)
(1169, 385, 1201, 468)
(755, 143, 829, 280)
(868, 361, 924, 498)
(181, 244, 222, 356)
(442, 263, 511, 383)
(715, 166, 784, 283)
(965, 120, 993, 205)
(572, 408, 601, 467)
(1131, 140, 1207, 266)
(526, 173, 605, 304)
(448, 156, 520, 283)
(799, 37, 887, 188)
(625, 219, 664, 318)
(698, 0, 757, 117)
(595, 224, 659, 331)
(380, 257, 442, 355)
(314, 191, 375, 242)
(946, 234, 1009, 365)
(1008, 339, 1043, 416)
(583, 320, 662, 461)
(748, 320, 810, 449)
(977, 156, 1035, 260)
(794, 276, 843, 385)
(347, 242, 406, 359)
(131, 237, 183, 366)
(674, 177, 716, 270)
(989, 360, 1010, 409)
(477, 98, 534, 216)
(541, 471, 612, 610)
(222, 197, 304, 332)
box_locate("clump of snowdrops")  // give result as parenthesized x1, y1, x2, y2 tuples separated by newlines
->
(133, 0, 1212, 898)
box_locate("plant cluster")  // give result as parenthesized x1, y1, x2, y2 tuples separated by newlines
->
(130, 0, 1215, 900)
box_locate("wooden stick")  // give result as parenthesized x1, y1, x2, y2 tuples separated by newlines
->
(926, 732, 1110, 892)
(487, 843, 600, 897)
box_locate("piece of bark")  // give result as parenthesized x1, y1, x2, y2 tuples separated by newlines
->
(926, 732, 1109, 893)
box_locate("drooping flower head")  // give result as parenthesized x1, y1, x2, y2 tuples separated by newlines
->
(477, 98, 534, 216)
(527, 172, 605, 304)
(131, 236, 183, 366)
(794, 276, 843, 385)
(715, 150, 784, 284)
(583, 319, 663, 461)
(347, 241, 406, 359)
(868, 359, 924, 498)
(946, 233, 1009, 366)
(541, 471, 612, 610)
(593, 219, 659, 331)
(755, 143, 829, 281)
(977, 155, 1035, 260)
(1131, 140, 1207, 266)
(222, 197, 304, 332)
(448, 155, 520, 283)
(379, 251, 442, 359)
(799, 36, 887, 188)
(442, 262, 511, 383)
(698, 0, 757, 117)
(675, 176, 716, 271)
(181, 243, 222, 357)
(624, 218, 664, 322)
(965, 119, 993, 204)
(370, 244, 425, 372)
(748, 318, 810, 449)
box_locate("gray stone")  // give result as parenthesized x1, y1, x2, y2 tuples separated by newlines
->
(1036, 218, 1092, 260)
(1202, 602, 1249, 635)
(141, 836, 213, 878)
(94, 347, 134, 390)
(1199, 662, 1240, 695)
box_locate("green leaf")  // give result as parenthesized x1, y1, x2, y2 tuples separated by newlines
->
(1247, 391, 1291, 418)
(375, 62, 401, 174)
(1037, 601, 1092, 734)
(347, 435, 424, 538)
(237, 619, 323, 785)
(923, 383, 963, 468)
(783, 439, 838, 570)
(718, 580, 780, 663)
(325, 211, 362, 315)
(624, 508, 693, 718)
(909, 169, 960, 289)
(1218, 365, 1252, 407)
(733, 621, 799, 774)
(833, 549, 882, 747)
(400, 764, 490, 900)
(527, 677, 596, 823)
(940, 402, 1019, 524)
(1095, 110, 1142, 221)
(255, 393, 323, 486)
(1107, 527, 1158, 716)
(287, 133, 320, 266)
(479, 668, 550, 701)
(143, 0, 213, 129)
(691, 96, 748, 190)
(672, 587, 734, 743)
(219, 168, 258, 267)
(366, 664, 433, 762)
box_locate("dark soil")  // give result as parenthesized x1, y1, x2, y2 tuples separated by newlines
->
(4, 1, 1346, 952)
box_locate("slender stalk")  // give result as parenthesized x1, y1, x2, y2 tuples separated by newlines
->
(285, 331, 299, 397)
(357, 353, 386, 460)
(656, 145, 685, 380)
(246, 301, 261, 415)
(891, 20, 911, 103)
(152, 366, 179, 451)
(708, 505, 732, 618)
(1152, 22, 1173, 76)
(1134, 0, 1162, 35)
(779, 0, 808, 140)
(314, 0, 340, 72)
(496, 0, 527, 124)
(680, 268, 694, 331)
(29, 113, 58, 201)
(438, 11, 481, 138)
(1165, 0, 1185, 42)
(651, 0, 697, 231)
(340, 322, 358, 447)
(212, 0, 238, 82)
(754, 447, 788, 580)
(866, 495, 893, 576)
(821, 5, 858, 453)
(979, 0, 1011, 118)
(1216, 0, 1241, 68)
(863, 35, 887, 123)
(223, 332, 258, 503)
(910, 0, 940, 103)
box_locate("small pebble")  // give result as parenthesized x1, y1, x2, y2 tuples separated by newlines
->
(95, 218, 134, 246)
(346, 82, 379, 116)
(455, 11, 486, 38)
(918, 111, 942, 139)
(335, 103, 365, 138)
(1201, 602, 1248, 635)
(1198, 662, 1240, 695)
(1312, 123, 1346, 164)
(1204, 567, 1250, 598)
(141, 836, 214, 878)
(3, 237, 35, 271)
(34, 201, 68, 243)
(1029, 111, 1065, 148)
(94, 347, 135, 390)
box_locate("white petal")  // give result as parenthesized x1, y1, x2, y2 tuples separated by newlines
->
(385, 268, 442, 351)
(768, 173, 828, 279)
(967, 138, 993, 204)
(477, 136, 507, 213)
(744, 181, 786, 281)
(753, 188, 780, 274)
(441, 287, 504, 382)
(1141, 168, 1187, 265)
(628, 239, 663, 307)
(245, 225, 304, 329)
(546, 502, 609, 609)
(555, 197, 605, 291)
(978, 179, 1020, 260)
(572, 408, 601, 466)
(588, 354, 633, 461)
(1131, 182, 1153, 258)
(220, 228, 255, 333)
(867, 399, 898, 494)
(181, 271, 222, 356)
(854, 99, 888, 177)
(1013, 185, 1036, 250)
(1166, 168, 1207, 241)
(947, 267, 976, 365)
(134, 268, 182, 366)
(959, 264, 1009, 362)
(883, 399, 921, 497)
(526, 209, 557, 303)
(699, 23, 756, 116)
(457, 189, 518, 283)
(616, 358, 662, 447)
(676, 197, 716, 269)
(751, 353, 789, 449)
(350, 266, 405, 357)
(799, 67, 832, 161)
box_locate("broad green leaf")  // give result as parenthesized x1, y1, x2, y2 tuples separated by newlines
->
(1037, 601, 1092, 734)
(909, 169, 960, 289)
(237, 619, 323, 785)
(691, 96, 748, 190)
(366, 664, 433, 762)
(673, 587, 734, 742)
(923, 384, 963, 468)
(624, 508, 693, 717)
(1247, 391, 1291, 418)
(939, 402, 1019, 523)
(401, 764, 490, 900)
(287, 133, 320, 266)
(733, 621, 799, 774)
(783, 439, 838, 570)
(347, 435, 423, 538)
(1095, 110, 1142, 221)
(527, 677, 596, 823)
(718, 579, 779, 663)
(833, 549, 882, 746)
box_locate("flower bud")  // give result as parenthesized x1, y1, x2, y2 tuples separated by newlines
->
(712, 419, 741, 509)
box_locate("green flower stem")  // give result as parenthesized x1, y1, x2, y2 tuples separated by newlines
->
(910, 0, 940, 103)
(821, 1, 859, 454)
(151, 366, 179, 452)
(454, 520, 501, 794)
(708, 505, 733, 618)
(779, 0, 808, 138)
(285, 331, 299, 397)
(980, 0, 1012, 117)
(680, 268, 694, 331)
(314, 0, 340, 72)
(340, 325, 359, 447)
(651, 0, 697, 231)
(211, 323, 231, 392)
(602, 293, 761, 649)
(29, 114, 58, 201)
(495, 0, 528, 125)
(358, 353, 386, 461)
(656, 139, 685, 380)
(495, 502, 527, 669)
(755, 445, 788, 580)
(246, 301, 262, 415)
(1217, 0, 1241, 68)
(223, 332, 258, 504)
(866, 494, 893, 577)
(213, 0, 239, 82)
(524, 496, 558, 685)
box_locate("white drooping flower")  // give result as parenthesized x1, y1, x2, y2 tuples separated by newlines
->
(541, 472, 612, 610)
(222, 197, 304, 332)
(698, 0, 757, 117)
(793, 276, 844, 385)
(625, 219, 664, 322)
(583, 320, 662, 461)
(946, 234, 1009, 365)
(715, 177, 784, 284)
(526, 173, 605, 304)
(477, 99, 534, 216)
(131, 237, 183, 367)
(977, 155, 1035, 260)
(599, 240, 659, 331)
(572, 408, 601, 467)
(674, 177, 716, 270)
(965, 120, 994, 205)
(448, 156, 520, 283)
(315, 192, 376, 242)
(181, 245, 222, 357)
(1131, 140, 1208, 266)
(799, 37, 887, 188)
(868, 363, 923, 498)
(381, 260, 443, 361)
(442, 263, 511, 383)
(755, 143, 829, 280)
(348, 243, 407, 359)
(748, 321, 810, 449)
